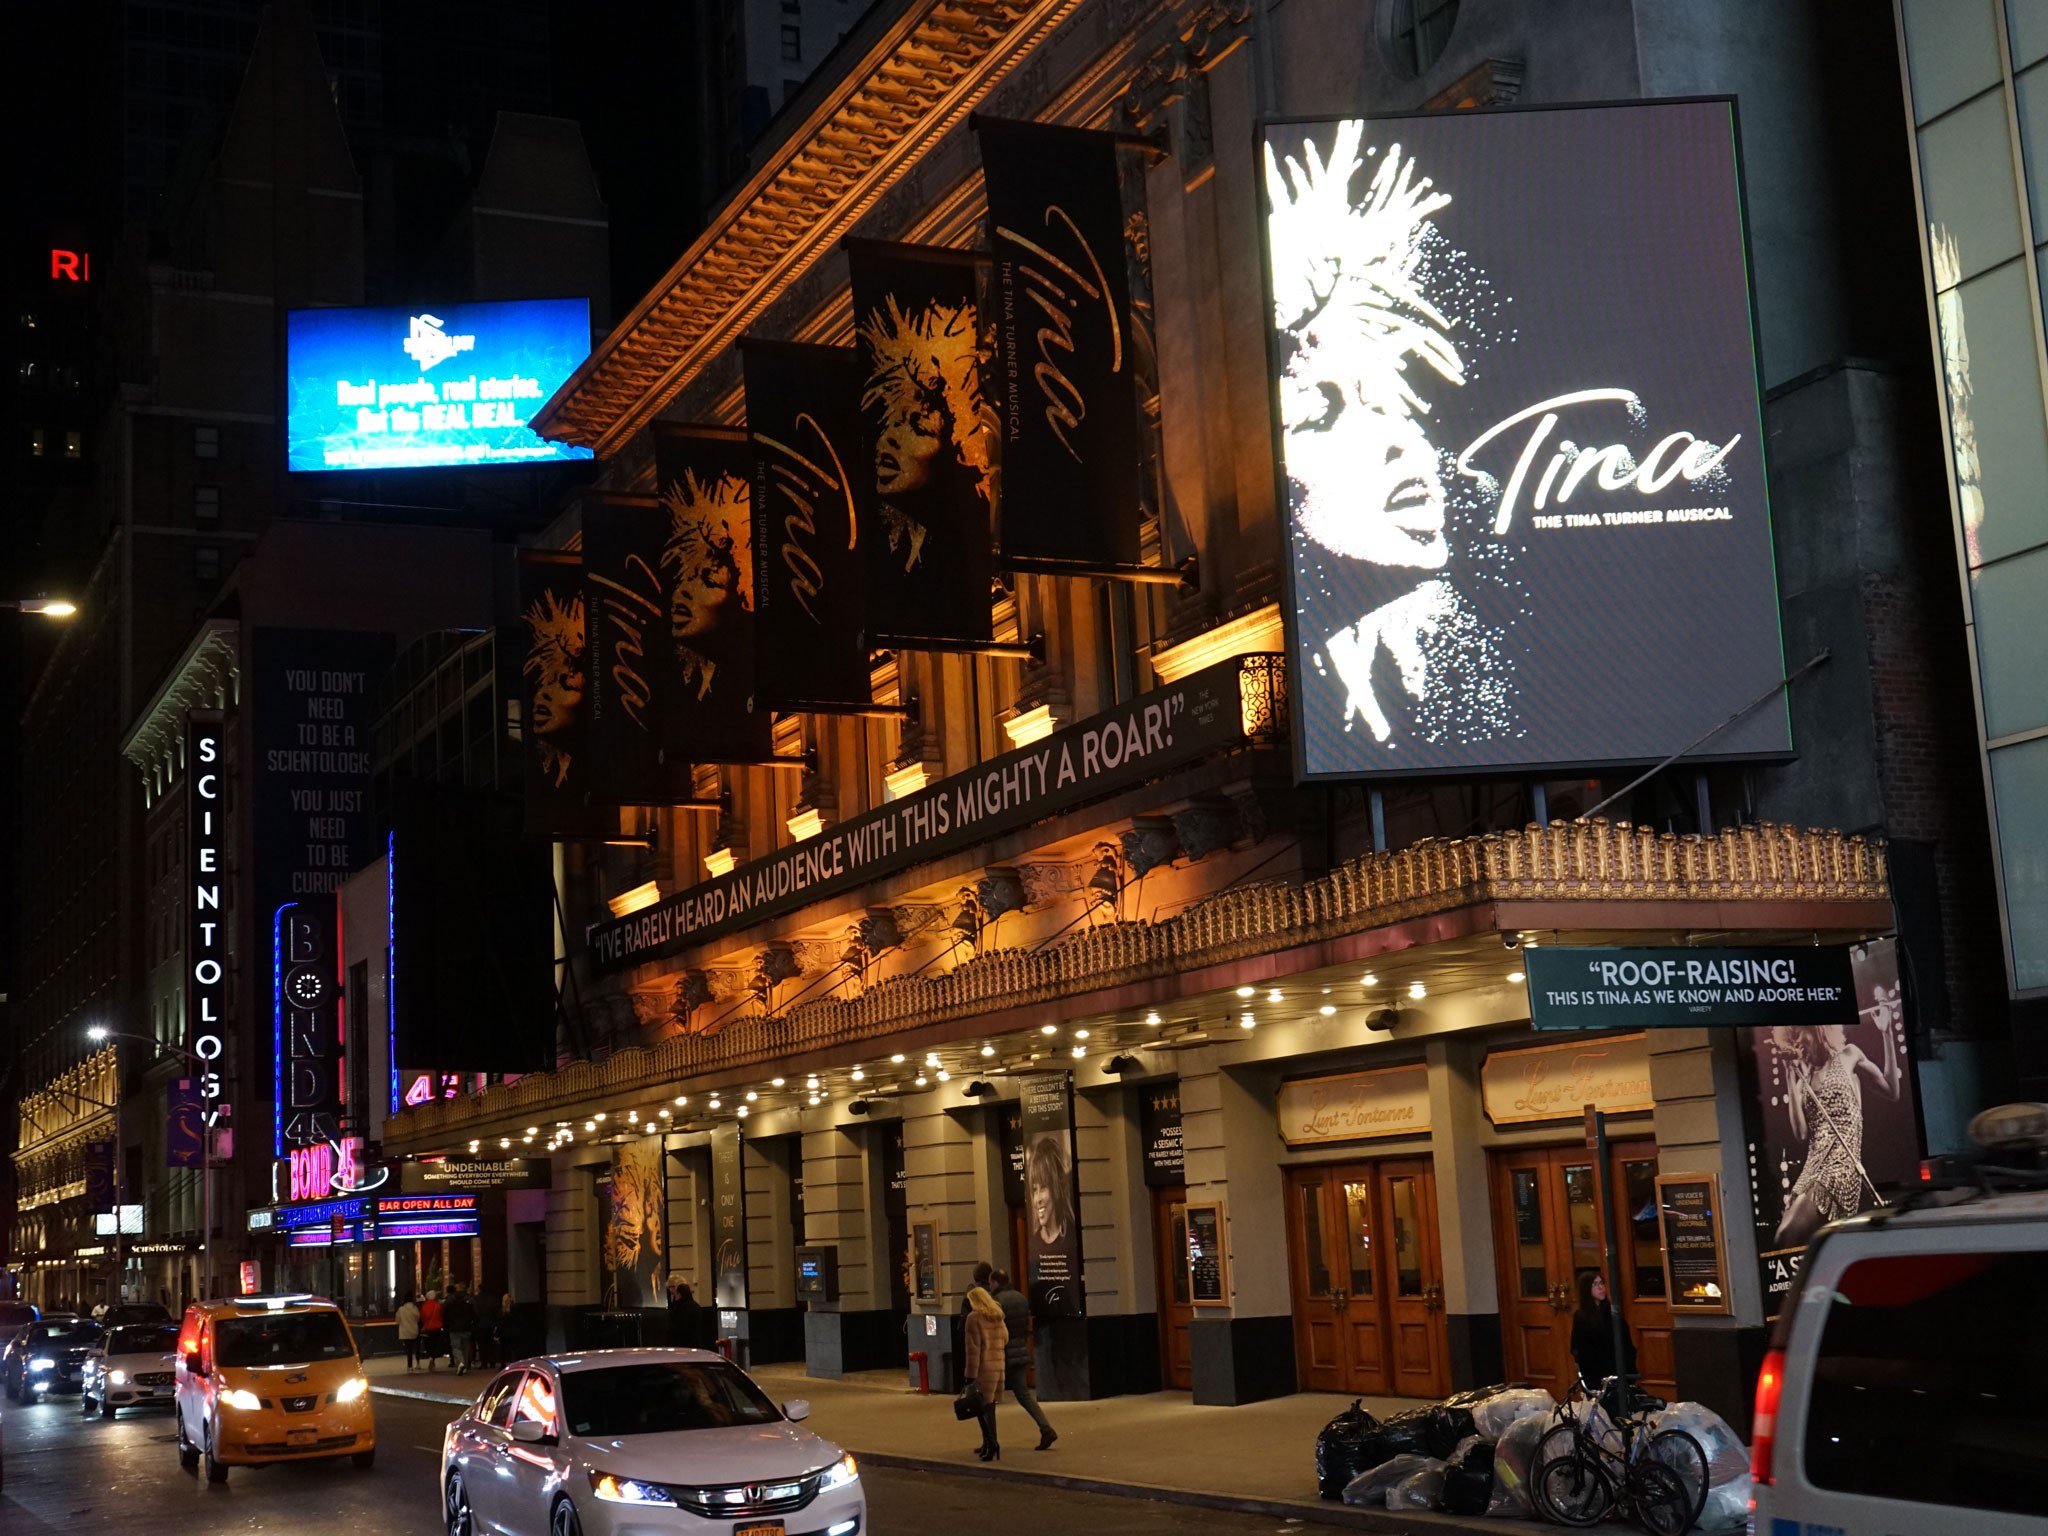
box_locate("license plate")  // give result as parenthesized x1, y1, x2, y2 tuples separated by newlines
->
(735, 1524, 784, 1536)
(287, 1428, 316, 1446)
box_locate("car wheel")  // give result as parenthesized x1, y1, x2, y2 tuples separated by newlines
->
(551, 1496, 584, 1536)
(177, 1411, 200, 1471)
(80, 1389, 95, 1417)
(101, 1398, 116, 1420)
(204, 1424, 229, 1484)
(445, 1471, 474, 1536)
(352, 1449, 375, 1470)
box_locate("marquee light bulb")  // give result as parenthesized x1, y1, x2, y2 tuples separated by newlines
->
(1267, 988, 1283, 1003)
(1235, 985, 1254, 998)
(771, 1077, 785, 1087)
(594, 1112, 606, 1122)
(1071, 1044, 1086, 1058)
(1040, 1024, 1057, 1036)
(1073, 1028, 1090, 1040)
(1408, 981, 1427, 1000)
(981, 1044, 995, 1057)
(526, 1127, 538, 1136)
(915, 1074, 928, 1087)
(851, 1068, 866, 1081)
(936, 1070, 950, 1082)
(892, 1052, 907, 1063)
(1240, 1013, 1256, 1029)
(809, 1095, 822, 1106)
(745, 1091, 758, 1103)
(583, 1122, 595, 1132)
(737, 1105, 748, 1118)
(1362, 973, 1379, 987)
(1320, 1004, 1337, 1016)
(674, 1096, 687, 1106)
(1145, 1012, 1161, 1026)
(1507, 969, 1526, 983)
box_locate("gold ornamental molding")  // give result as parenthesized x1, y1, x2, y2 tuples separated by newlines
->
(390, 820, 1889, 1145)
(534, 0, 1086, 458)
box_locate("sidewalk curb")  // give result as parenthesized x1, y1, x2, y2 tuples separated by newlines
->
(851, 1449, 1542, 1536)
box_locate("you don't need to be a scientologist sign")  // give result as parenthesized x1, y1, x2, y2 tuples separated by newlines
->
(588, 656, 1258, 975)
(286, 298, 596, 472)
(1526, 946, 1857, 1031)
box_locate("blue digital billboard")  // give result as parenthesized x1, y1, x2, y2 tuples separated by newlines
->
(287, 298, 596, 472)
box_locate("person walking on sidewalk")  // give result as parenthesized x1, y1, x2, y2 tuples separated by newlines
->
(395, 1293, 422, 1372)
(473, 1286, 501, 1367)
(419, 1291, 445, 1371)
(990, 1268, 1057, 1450)
(962, 1284, 1008, 1462)
(445, 1284, 478, 1376)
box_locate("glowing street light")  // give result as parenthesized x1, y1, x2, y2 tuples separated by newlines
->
(4, 597, 77, 618)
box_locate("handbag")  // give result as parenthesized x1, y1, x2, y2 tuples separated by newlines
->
(952, 1381, 985, 1421)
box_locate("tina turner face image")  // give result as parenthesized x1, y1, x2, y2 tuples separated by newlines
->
(1265, 121, 1516, 753)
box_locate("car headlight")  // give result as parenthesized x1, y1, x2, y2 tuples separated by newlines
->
(818, 1453, 860, 1492)
(29, 1357, 55, 1371)
(220, 1388, 264, 1411)
(590, 1472, 676, 1506)
(335, 1376, 369, 1403)
(108, 1370, 128, 1386)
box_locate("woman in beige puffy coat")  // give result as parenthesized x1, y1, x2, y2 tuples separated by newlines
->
(962, 1285, 1009, 1460)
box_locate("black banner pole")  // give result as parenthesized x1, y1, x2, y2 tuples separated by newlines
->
(584, 796, 727, 812)
(869, 631, 1044, 663)
(1002, 553, 1199, 592)
(1585, 1105, 1629, 1411)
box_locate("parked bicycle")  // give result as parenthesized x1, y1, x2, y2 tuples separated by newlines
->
(1531, 1374, 1709, 1534)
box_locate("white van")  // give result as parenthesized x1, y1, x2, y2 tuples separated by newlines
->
(1751, 1104, 2048, 1535)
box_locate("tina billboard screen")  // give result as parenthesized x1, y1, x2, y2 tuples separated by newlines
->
(1262, 100, 1788, 780)
(287, 298, 596, 472)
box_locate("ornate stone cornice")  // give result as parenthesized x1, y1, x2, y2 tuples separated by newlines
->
(119, 619, 239, 782)
(533, 0, 1087, 457)
(389, 820, 1890, 1147)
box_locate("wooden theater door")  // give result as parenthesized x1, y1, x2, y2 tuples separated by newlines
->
(1285, 1159, 1448, 1399)
(1152, 1188, 1193, 1390)
(1489, 1140, 1673, 1400)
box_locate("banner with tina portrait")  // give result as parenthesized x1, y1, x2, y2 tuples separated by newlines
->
(742, 341, 873, 711)
(600, 1134, 667, 1309)
(845, 239, 996, 642)
(652, 424, 774, 763)
(1019, 1071, 1083, 1318)
(515, 549, 612, 838)
(1743, 936, 1922, 1320)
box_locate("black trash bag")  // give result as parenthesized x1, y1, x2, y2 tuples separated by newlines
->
(1440, 1382, 1512, 1410)
(1364, 1408, 1434, 1466)
(1315, 1399, 1382, 1500)
(1441, 1437, 1496, 1517)
(1418, 1404, 1477, 1459)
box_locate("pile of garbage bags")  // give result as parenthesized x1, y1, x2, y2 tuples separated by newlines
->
(1314, 1385, 1753, 1530)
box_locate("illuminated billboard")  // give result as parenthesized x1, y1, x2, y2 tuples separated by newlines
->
(1261, 101, 1789, 780)
(287, 298, 595, 472)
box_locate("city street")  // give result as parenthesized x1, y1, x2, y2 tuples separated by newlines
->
(0, 1390, 1339, 1536)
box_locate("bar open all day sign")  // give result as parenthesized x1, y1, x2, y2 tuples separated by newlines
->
(1526, 946, 1856, 1031)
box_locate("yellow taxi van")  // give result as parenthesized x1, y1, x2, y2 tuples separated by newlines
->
(174, 1293, 377, 1482)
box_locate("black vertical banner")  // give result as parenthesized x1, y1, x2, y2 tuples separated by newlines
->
(583, 493, 679, 802)
(742, 341, 873, 710)
(1019, 1071, 1083, 1318)
(711, 1124, 749, 1312)
(974, 115, 1142, 566)
(515, 549, 611, 837)
(845, 240, 996, 642)
(651, 425, 775, 762)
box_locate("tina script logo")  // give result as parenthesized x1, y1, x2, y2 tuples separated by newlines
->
(996, 207, 1122, 462)
(757, 415, 856, 624)
(403, 313, 476, 372)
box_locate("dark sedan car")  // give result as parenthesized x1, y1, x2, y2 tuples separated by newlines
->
(2, 1318, 102, 1400)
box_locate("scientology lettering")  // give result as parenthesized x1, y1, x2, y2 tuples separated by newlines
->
(185, 718, 229, 1132)
(589, 654, 1255, 974)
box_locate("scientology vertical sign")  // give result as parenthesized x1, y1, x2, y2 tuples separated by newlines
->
(186, 718, 229, 1133)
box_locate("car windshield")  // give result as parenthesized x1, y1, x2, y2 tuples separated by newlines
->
(109, 1325, 180, 1355)
(558, 1361, 782, 1437)
(34, 1322, 100, 1344)
(213, 1311, 354, 1368)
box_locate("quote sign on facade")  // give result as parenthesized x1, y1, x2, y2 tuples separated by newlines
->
(1526, 946, 1857, 1031)
(287, 298, 595, 471)
(1262, 100, 1789, 779)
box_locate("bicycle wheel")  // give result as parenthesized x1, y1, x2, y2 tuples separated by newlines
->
(1642, 1427, 1710, 1528)
(1535, 1440, 1617, 1527)
(1627, 1458, 1693, 1536)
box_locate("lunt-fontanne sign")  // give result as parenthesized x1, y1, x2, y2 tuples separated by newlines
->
(588, 655, 1263, 974)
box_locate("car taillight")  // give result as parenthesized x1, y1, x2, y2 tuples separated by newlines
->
(1751, 1347, 1785, 1486)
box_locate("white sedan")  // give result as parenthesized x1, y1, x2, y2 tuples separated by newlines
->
(440, 1348, 864, 1536)
(83, 1323, 182, 1417)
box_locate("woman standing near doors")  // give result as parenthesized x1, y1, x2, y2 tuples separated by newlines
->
(1570, 1272, 1636, 1398)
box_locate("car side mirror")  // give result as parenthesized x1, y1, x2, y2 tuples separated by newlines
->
(782, 1399, 811, 1423)
(187, 1356, 208, 1378)
(509, 1419, 549, 1444)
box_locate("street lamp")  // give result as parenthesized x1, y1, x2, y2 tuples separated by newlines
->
(3, 597, 78, 617)
(85, 1026, 214, 1302)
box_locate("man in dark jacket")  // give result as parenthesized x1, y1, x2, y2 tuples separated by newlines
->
(444, 1285, 478, 1376)
(668, 1279, 710, 1349)
(990, 1269, 1057, 1450)
(472, 1286, 501, 1367)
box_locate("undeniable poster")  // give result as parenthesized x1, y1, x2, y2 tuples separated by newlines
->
(1261, 101, 1788, 779)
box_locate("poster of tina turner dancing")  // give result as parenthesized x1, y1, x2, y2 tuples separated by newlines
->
(1745, 937, 1922, 1318)
(1260, 100, 1791, 780)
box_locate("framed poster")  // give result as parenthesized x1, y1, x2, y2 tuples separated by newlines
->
(1655, 1174, 1731, 1315)
(911, 1219, 939, 1303)
(1185, 1202, 1228, 1306)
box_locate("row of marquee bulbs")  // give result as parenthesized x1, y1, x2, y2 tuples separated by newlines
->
(461, 969, 1531, 1154)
